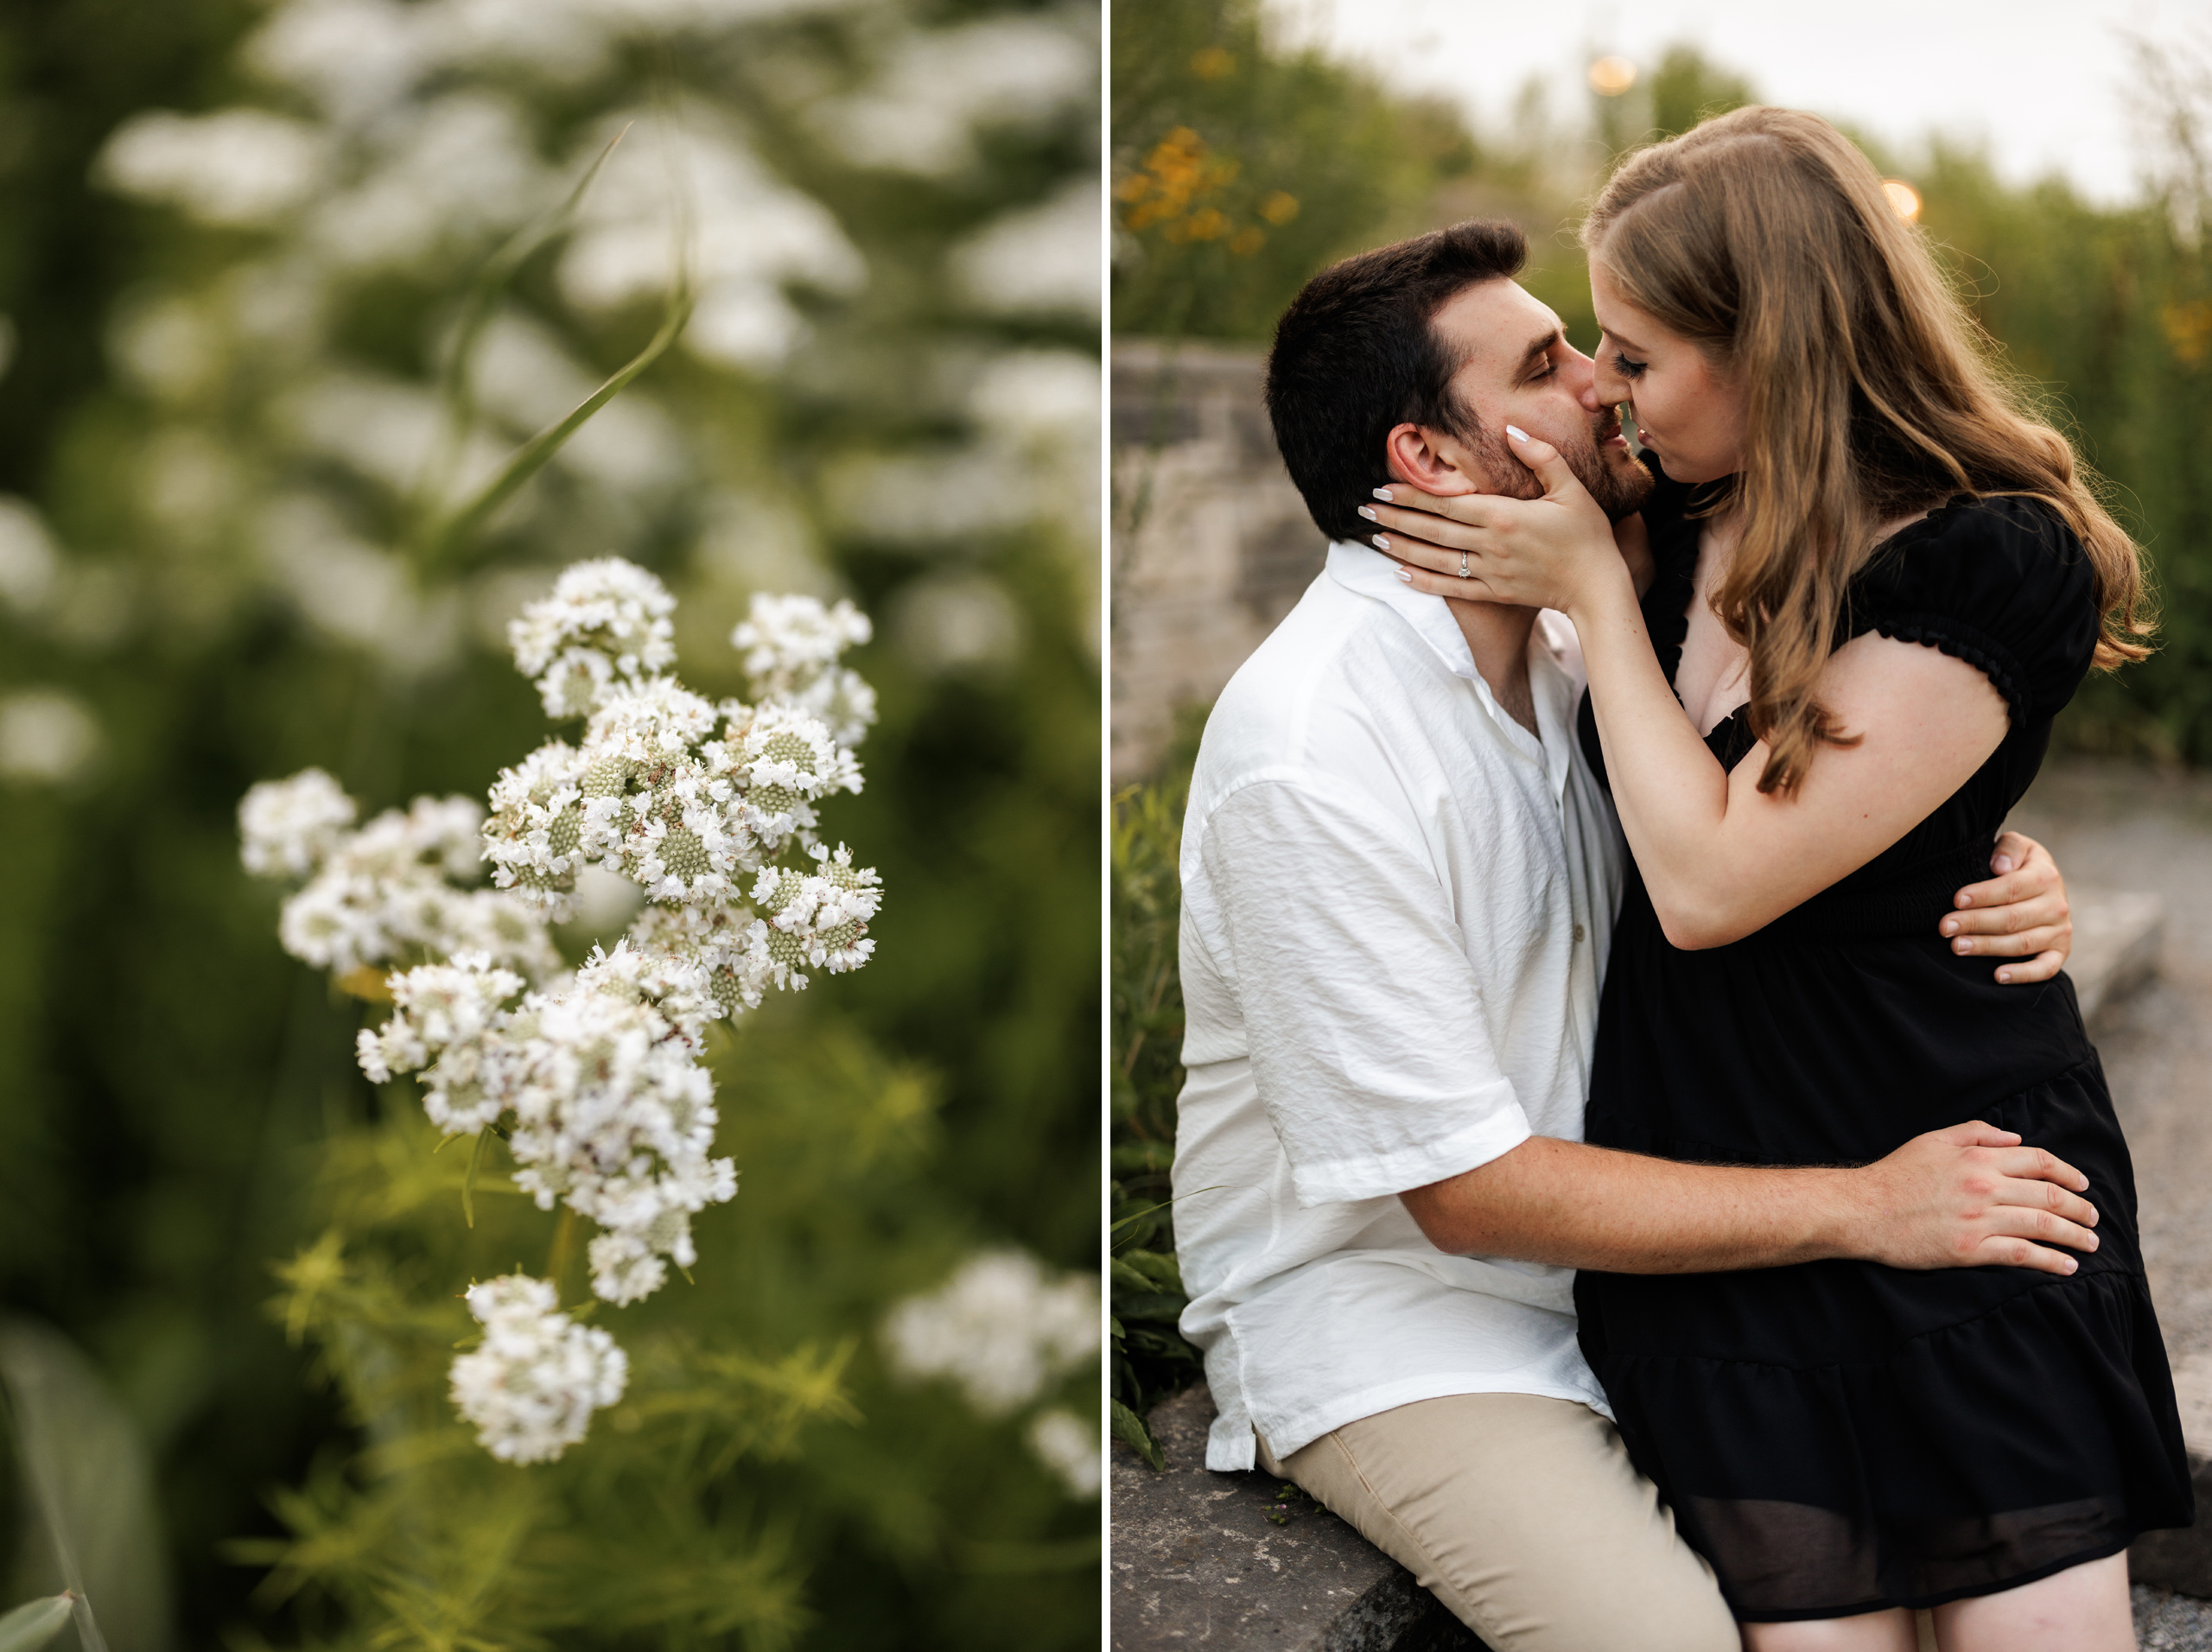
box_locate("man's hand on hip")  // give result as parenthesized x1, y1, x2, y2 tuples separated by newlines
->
(1844, 1121, 2099, 1275)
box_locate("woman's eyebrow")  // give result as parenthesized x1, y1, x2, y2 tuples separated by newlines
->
(1601, 324, 1647, 355)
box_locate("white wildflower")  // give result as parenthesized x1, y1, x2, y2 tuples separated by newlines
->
(274, 793, 558, 980)
(1026, 1407, 1103, 1499)
(240, 768, 359, 879)
(751, 843, 880, 989)
(449, 1274, 626, 1465)
(881, 1251, 1102, 1417)
(356, 952, 523, 1133)
(731, 593, 876, 745)
(95, 108, 328, 227)
(507, 557, 676, 718)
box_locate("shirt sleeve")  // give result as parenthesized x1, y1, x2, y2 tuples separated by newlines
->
(1196, 775, 1533, 1208)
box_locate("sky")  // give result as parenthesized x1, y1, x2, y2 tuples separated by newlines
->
(1273, 0, 2194, 206)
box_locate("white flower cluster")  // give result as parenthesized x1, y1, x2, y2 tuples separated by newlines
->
(246, 560, 884, 1459)
(507, 557, 677, 719)
(240, 775, 560, 982)
(358, 943, 734, 1306)
(731, 593, 877, 747)
(449, 1274, 627, 1465)
(881, 1250, 1102, 1418)
(484, 563, 880, 1008)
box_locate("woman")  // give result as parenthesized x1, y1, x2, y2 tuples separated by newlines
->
(1368, 108, 2191, 1649)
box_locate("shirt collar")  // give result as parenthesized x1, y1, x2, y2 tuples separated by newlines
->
(1325, 539, 1578, 798)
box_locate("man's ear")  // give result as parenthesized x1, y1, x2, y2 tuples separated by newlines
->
(1383, 422, 1481, 496)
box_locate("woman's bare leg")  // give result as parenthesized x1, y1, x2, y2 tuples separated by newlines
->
(1931, 1553, 2133, 1652)
(1742, 1610, 1917, 1652)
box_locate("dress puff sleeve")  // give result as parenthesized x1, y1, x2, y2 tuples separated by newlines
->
(1843, 494, 2101, 725)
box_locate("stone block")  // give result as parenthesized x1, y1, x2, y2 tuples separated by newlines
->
(2069, 887, 2164, 1025)
(1110, 1385, 1484, 1651)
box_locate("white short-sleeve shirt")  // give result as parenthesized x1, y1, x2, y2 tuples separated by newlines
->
(1172, 542, 1627, 1471)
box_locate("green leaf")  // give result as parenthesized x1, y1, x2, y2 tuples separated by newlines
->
(461, 1126, 496, 1229)
(1109, 1399, 1164, 1471)
(0, 1596, 76, 1652)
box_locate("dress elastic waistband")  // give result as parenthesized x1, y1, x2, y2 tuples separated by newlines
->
(1764, 836, 1997, 944)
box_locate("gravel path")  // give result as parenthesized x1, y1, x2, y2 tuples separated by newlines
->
(2011, 759, 2212, 1643)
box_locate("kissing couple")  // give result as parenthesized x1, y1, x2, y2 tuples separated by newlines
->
(1170, 106, 2190, 1651)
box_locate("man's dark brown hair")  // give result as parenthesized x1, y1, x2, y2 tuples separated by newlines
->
(1264, 219, 1528, 543)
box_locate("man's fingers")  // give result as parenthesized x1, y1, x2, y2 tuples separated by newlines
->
(1973, 1236, 2082, 1276)
(1948, 923, 2066, 958)
(1936, 1121, 2021, 1148)
(1989, 1144, 2090, 1192)
(1994, 948, 2068, 985)
(1991, 1173, 2099, 1229)
(1944, 897, 2064, 937)
(1980, 1204, 2100, 1255)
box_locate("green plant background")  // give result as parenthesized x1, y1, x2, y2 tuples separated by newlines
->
(0, 2, 1100, 1648)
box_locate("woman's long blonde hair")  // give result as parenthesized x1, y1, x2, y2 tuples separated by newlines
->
(1584, 105, 2152, 795)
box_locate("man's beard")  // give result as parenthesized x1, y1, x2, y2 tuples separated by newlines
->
(1466, 407, 1654, 522)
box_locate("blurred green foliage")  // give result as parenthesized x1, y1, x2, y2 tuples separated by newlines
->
(1113, 8, 2212, 760)
(0, 1, 1100, 1647)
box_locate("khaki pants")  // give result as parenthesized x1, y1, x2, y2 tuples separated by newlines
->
(1260, 1392, 1739, 1652)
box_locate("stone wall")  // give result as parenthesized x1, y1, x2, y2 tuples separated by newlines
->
(1109, 340, 1327, 784)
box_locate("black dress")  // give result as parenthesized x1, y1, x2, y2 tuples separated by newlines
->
(1572, 469, 2194, 1622)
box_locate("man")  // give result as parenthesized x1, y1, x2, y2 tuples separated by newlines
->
(1168, 220, 2090, 1652)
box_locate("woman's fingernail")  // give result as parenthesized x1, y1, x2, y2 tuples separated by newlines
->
(1372, 486, 1395, 501)
(1955, 938, 1973, 954)
(1395, 566, 1412, 582)
(1993, 855, 2015, 873)
(1941, 918, 1958, 936)
(1357, 505, 1376, 521)
(1506, 424, 1530, 442)
(1373, 534, 1390, 550)
(2063, 1257, 2078, 1273)
(1997, 969, 2012, 982)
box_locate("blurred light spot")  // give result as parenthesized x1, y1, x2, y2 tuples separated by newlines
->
(1190, 46, 1235, 80)
(1882, 179, 1923, 221)
(1588, 55, 1638, 97)
(0, 689, 100, 785)
(109, 295, 219, 402)
(0, 498, 60, 614)
(1258, 190, 1300, 226)
(892, 572, 1024, 672)
(95, 109, 328, 226)
(823, 16, 1092, 176)
(1229, 226, 1266, 257)
(949, 179, 1101, 321)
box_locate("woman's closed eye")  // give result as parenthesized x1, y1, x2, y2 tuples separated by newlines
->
(1609, 346, 1647, 379)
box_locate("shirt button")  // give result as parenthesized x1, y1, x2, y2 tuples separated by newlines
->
(1571, 923, 1586, 944)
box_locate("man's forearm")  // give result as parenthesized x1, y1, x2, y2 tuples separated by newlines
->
(1401, 1135, 1861, 1274)
(1401, 1127, 2099, 1277)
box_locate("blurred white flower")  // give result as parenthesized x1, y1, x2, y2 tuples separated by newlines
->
(246, 0, 429, 126)
(0, 497, 60, 614)
(891, 573, 1026, 674)
(260, 495, 467, 674)
(450, 1274, 627, 1464)
(949, 178, 1102, 320)
(0, 689, 102, 786)
(1026, 1407, 1103, 1499)
(239, 768, 359, 879)
(312, 92, 553, 270)
(558, 108, 864, 371)
(469, 311, 683, 493)
(822, 16, 1093, 175)
(695, 492, 834, 597)
(108, 293, 222, 402)
(95, 108, 329, 226)
(881, 1250, 1101, 1416)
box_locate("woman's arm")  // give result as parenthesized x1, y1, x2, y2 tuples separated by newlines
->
(1367, 429, 2008, 948)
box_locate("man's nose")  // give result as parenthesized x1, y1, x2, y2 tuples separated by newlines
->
(1561, 346, 1601, 408)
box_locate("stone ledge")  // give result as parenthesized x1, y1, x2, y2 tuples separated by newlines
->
(2069, 887, 2164, 1026)
(1109, 1386, 1485, 1651)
